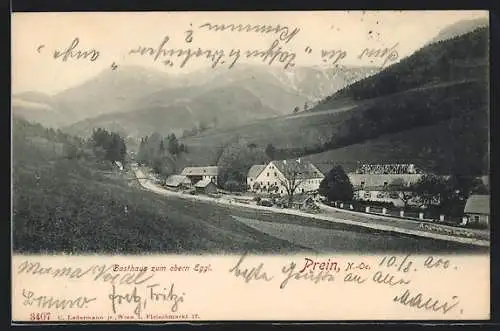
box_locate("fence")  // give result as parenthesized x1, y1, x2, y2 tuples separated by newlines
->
(328, 200, 466, 226)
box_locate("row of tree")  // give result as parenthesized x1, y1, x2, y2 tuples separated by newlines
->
(216, 138, 269, 192)
(90, 128, 127, 163)
(293, 102, 311, 114)
(180, 119, 216, 138)
(136, 132, 187, 177)
(390, 173, 489, 216)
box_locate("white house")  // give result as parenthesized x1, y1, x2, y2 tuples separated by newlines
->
(248, 159, 324, 196)
(247, 165, 266, 190)
(464, 194, 490, 228)
(181, 166, 218, 185)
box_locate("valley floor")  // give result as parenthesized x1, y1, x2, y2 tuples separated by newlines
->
(134, 168, 489, 254)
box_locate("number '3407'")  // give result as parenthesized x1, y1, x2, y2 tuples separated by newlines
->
(30, 312, 51, 321)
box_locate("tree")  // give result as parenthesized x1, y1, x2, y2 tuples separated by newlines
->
(318, 165, 354, 202)
(167, 134, 180, 155)
(276, 161, 306, 207)
(412, 174, 448, 208)
(446, 174, 487, 202)
(199, 121, 209, 133)
(224, 180, 241, 193)
(440, 174, 489, 216)
(217, 139, 268, 191)
(265, 143, 276, 159)
(304, 102, 309, 111)
(63, 142, 79, 160)
(388, 178, 415, 208)
(90, 128, 127, 163)
(159, 140, 165, 155)
(293, 106, 300, 113)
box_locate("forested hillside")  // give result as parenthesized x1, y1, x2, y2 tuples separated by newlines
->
(179, 27, 489, 176)
(314, 27, 488, 107)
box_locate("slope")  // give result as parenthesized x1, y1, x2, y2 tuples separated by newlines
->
(63, 85, 280, 138)
(12, 118, 304, 254)
(179, 28, 489, 176)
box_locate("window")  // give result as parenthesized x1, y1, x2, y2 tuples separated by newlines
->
(267, 172, 269, 177)
(250, 178, 253, 181)
(274, 172, 277, 176)
(383, 181, 388, 187)
(280, 190, 283, 194)
(474, 215, 480, 222)
(302, 188, 305, 193)
(361, 181, 365, 187)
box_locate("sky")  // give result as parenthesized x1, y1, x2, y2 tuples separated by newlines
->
(11, 10, 488, 95)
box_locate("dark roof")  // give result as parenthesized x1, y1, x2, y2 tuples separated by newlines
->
(165, 175, 191, 187)
(247, 165, 266, 178)
(464, 195, 490, 215)
(272, 159, 323, 180)
(181, 166, 218, 176)
(194, 178, 216, 188)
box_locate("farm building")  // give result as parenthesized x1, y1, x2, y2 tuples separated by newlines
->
(348, 163, 424, 206)
(246, 165, 266, 190)
(194, 178, 218, 194)
(464, 195, 490, 228)
(165, 175, 192, 189)
(248, 159, 324, 196)
(181, 166, 218, 185)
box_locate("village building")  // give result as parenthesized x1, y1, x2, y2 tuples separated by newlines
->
(348, 163, 423, 206)
(181, 166, 218, 185)
(248, 159, 324, 196)
(464, 194, 490, 228)
(194, 178, 218, 195)
(164, 175, 192, 190)
(246, 165, 266, 190)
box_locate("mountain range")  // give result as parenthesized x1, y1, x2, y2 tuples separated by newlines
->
(12, 18, 490, 176)
(12, 64, 379, 135)
(175, 26, 489, 176)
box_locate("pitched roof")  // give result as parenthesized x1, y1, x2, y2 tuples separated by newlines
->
(181, 166, 218, 176)
(272, 159, 324, 180)
(165, 175, 191, 187)
(464, 195, 490, 215)
(194, 178, 215, 188)
(247, 165, 266, 178)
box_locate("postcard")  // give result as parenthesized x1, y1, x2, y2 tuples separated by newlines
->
(11, 10, 490, 322)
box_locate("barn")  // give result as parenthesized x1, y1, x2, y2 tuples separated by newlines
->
(165, 175, 192, 189)
(194, 178, 218, 194)
(464, 195, 490, 228)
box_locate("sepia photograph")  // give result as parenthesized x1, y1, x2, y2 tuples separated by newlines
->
(11, 10, 491, 322)
(11, 11, 490, 255)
